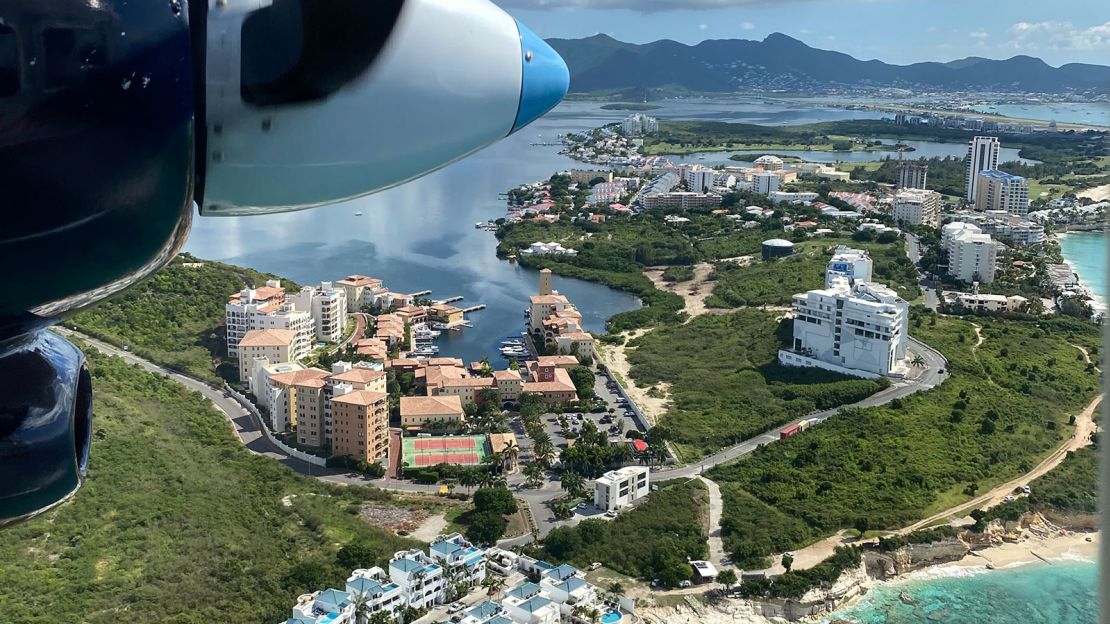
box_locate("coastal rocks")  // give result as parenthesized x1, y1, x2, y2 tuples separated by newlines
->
(863, 538, 969, 579)
(750, 563, 872, 621)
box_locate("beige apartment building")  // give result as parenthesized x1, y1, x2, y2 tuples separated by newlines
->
(331, 390, 390, 463)
(399, 395, 466, 430)
(238, 328, 295, 383)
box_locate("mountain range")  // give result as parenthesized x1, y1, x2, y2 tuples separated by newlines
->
(547, 33, 1110, 94)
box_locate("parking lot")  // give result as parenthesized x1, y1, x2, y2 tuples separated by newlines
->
(535, 369, 646, 451)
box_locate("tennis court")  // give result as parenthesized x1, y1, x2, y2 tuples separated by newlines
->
(402, 434, 490, 467)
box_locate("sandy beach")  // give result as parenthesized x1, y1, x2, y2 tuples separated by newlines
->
(951, 531, 1098, 571)
(1078, 183, 1110, 202)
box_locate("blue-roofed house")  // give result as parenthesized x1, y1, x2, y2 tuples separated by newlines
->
(542, 563, 580, 583)
(459, 600, 508, 624)
(346, 567, 406, 620)
(429, 533, 488, 587)
(389, 549, 446, 610)
(502, 589, 560, 624)
(286, 588, 356, 624)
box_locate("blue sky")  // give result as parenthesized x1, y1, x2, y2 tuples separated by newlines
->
(495, 0, 1110, 66)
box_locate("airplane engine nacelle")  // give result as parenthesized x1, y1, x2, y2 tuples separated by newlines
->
(0, 331, 92, 527)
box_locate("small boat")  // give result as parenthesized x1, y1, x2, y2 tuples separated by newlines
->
(354, 211, 364, 216)
(501, 339, 524, 347)
(414, 328, 441, 340)
(475, 222, 483, 228)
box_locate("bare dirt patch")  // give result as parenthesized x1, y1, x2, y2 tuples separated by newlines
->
(360, 502, 430, 535)
(595, 329, 670, 425)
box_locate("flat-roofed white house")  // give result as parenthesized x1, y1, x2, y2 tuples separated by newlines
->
(593, 466, 650, 512)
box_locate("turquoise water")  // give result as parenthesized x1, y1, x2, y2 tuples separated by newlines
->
(825, 562, 1098, 624)
(601, 610, 622, 624)
(1058, 231, 1108, 306)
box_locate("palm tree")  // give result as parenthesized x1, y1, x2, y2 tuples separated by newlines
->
(460, 469, 479, 493)
(351, 591, 372, 624)
(487, 451, 505, 475)
(478, 471, 495, 489)
(910, 354, 927, 367)
(523, 463, 545, 488)
(482, 574, 506, 598)
(502, 440, 520, 472)
(560, 471, 585, 498)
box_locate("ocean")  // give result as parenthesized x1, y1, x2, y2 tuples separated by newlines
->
(1059, 231, 1108, 308)
(825, 562, 1098, 624)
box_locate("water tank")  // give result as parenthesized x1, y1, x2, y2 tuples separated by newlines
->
(762, 239, 795, 260)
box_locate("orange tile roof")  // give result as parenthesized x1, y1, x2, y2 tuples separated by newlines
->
(332, 389, 389, 407)
(270, 368, 330, 388)
(337, 275, 381, 287)
(238, 328, 295, 347)
(441, 377, 496, 388)
(329, 368, 386, 384)
(400, 395, 464, 417)
(493, 370, 522, 381)
(530, 294, 570, 305)
(536, 355, 579, 368)
(427, 357, 465, 367)
(559, 332, 594, 341)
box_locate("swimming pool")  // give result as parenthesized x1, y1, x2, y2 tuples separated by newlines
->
(601, 610, 622, 624)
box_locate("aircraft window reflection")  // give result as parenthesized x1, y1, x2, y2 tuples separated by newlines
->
(0, 25, 18, 96)
(43, 26, 107, 89)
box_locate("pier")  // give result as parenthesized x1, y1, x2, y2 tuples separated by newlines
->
(462, 304, 486, 313)
(435, 296, 464, 305)
(411, 290, 432, 297)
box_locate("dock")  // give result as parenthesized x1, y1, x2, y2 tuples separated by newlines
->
(411, 290, 432, 297)
(462, 304, 486, 313)
(435, 296, 464, 305)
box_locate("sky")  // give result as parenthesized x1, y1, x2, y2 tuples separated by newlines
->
(494, 0, 1110, 67)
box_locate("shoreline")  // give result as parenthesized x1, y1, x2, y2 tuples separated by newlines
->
(1055, 230, 1107, 313)
(812, 531, 1100, 623)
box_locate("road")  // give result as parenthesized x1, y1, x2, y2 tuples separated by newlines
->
(55, 327, 443, 494)
(904, 232, 940, 310)
(657, 336, 948, 480)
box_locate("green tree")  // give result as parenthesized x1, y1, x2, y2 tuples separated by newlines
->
(568, 366, 597, 400)
(717, 568, 737, 593)
(473, 487, 519, 515)
(336, 542, 383, 571)
(560, 472, 586, 497)
(466, 511, 509, 544)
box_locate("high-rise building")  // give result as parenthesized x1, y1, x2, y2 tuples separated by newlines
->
(965, 136, 1000, 201)
(893, 188, 942, 228)
(330, 389, 390, 462)
(290, 282, 348, 343)
(684, 165, 716, 193)
(753, 172, 781, 195)
(975, 169, 1030, 216)
(783, 280, 910, 378)
(943, 222, 998, 284)
(620, 113, 657, 136)
(896, 161, 929, 190)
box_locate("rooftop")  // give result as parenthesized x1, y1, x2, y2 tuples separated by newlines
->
(239, 328, 296, 348)
(400, 395, 465, 416)
(270, 368, 331, 388)
(329, 368, 387, 384)
(332, 390, 389, 407)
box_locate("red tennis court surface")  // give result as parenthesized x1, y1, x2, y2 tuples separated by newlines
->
(414, 452, 479, 466)
(413, 438, 477, 451)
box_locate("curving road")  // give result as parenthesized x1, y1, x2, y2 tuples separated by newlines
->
(657, 337, 948, 480)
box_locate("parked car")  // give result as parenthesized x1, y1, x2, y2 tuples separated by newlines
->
(1003, 495, 1015, 502)
(678, 580, 692, 588)
(588, 562, 602, 571)
(448, 602, 465, 614)
(604, 510, 617, 518)
(1021, 485, 1031, 494)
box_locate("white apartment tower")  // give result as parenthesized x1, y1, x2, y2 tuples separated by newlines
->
(753, 172, 781, 195)
(290, 282, 349, 343)
(784, 279, 909, 377)
(943, 222, 998, 284)
(965, 136, 1000, 201)
(893, 188, 941, 228)
(975, 170, 1030, 216)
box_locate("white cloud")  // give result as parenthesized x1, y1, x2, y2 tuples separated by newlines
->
(495, 0, 807, 11)
(969, 30, 989, 39)
(1007, 20, 1110, 51)
(799, 28, 811, 34)
(698, 23, 709, 30)
(740, 21, 756, 30)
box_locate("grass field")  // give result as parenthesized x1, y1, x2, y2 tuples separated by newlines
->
(0, 349, 416, 624)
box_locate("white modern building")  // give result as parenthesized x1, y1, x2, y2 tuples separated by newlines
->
(943, 222, 998, 284)
(428, 533, 488, 588)
(826, 246, 873, 288)
(283, 568, 405, 624)
(975, 169, 1030, 216)
(966, 136, 1000, 201)
(769, 191, 819, 203)
(593, 466, 650, 512)
(892, 188, 941, 228)
(226, 280, 286, 357)
(781, 278, 910, 378)
(753, 172, 781, 195)
(948, 211, 1045, 246)
(685, 165, 717, 193)
(389, 550, 447, 610)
